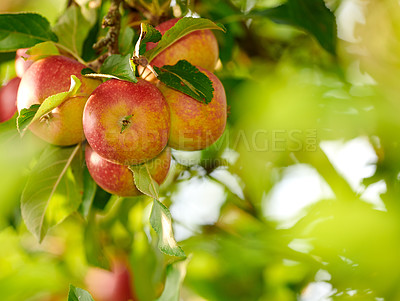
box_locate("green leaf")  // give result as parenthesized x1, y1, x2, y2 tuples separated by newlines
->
(142, 23, 162, 44)
(139, 43, 147, 56)
(156, 259, 190, 301)
(26, 41, 60, 61)
(81, 22, 99, 61)
(253, 0, 337, 54)
(0, 13, 58, 52)
(21, 144, 82, 242)
(70, 143, 85, 195)
(129, 163, 159, 199)
(32, 75, 81, 123)
(52, 5, 92, 56)
(92, 186, 112, 211)
(150, 199, 186, 258)
(84, 211, 110, 269)
(154, 60, 214, 104)
(81, 67, 96, 75)
(78, 166, 97, 219)
(145, 17, 225, 63)
(119, 26, 135, 55)
(99, 54, 137, 83)
(17, 75, 82, 134)
(68, 284, 95, 301)
(16, 104, 40, 133)
(134, 23, 162, 57)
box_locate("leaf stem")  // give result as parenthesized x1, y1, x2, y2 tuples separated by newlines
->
(55, 42, 86, 65)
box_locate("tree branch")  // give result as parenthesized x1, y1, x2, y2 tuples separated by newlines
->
(91, 0, 122, 67)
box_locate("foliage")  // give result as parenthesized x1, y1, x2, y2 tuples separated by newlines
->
(1, 0, 400, 300)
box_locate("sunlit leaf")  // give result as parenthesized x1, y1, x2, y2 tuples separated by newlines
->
(150, 199, 186, 258)
(17, 75, 82, 134)
(156, 258, 190, 301)
(24, 41, 59, 62)
(129, 163, 159, 199)
(21, 144, 81, 242)
(16, 104, 40, 133)
(26, 41, 60, 61)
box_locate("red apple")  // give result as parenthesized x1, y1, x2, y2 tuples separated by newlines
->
(85, 260, 138, 301)
(17, 55, 100, 145)
(147, 18, 219, 72)
(83, 79, 170, 165)
(85, 144, 171, 196)
(0, 77, 20, 123)
(158, 66, 226, 151)
(15, 48, 33, 78)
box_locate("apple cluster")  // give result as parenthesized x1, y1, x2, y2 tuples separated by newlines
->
(4, 18, 227, 197)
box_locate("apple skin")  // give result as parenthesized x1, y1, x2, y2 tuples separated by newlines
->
(85, 144, 171, 197)
(15, 48, 33, 78)
(0, 77, 20, 123)
(85, 260, 138, 301)
(158, 66, 226, 151)
(83, 79, 170, 165)
(17, 55, 100, 145)
(147, 18, 219, 72)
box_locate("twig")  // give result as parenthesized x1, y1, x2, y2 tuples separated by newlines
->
(93, 0, 123, 55)
(87, 53, 109, 71)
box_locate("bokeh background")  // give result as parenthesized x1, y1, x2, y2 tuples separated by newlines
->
(1, 0, 400, 300)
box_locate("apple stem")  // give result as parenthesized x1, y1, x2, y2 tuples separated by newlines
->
(120, 114, 134, 134)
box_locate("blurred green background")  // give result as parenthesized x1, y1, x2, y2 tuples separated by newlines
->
(2, 0, 400, 300)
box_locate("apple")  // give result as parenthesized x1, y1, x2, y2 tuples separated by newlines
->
(85, 260, 137, 301)
(83, 79, 170, 165)
(0, 77, 20, 123)
(158, 66, 226, 151)
(147, 18, 219, 72)
(15, 48, 33, 78)
(17, 55, 100, 146)
(85, 144, 171, 196)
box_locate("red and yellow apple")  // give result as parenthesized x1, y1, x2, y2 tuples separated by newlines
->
(147, 18, 219, 72)
(0, 77, 20, 123)
(85, 144, 171, 196)
(17, 55, 100, 145)
(158, 66, 226, 151)
(83, 79, 170, 165)
(85, 259, 137, 301)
